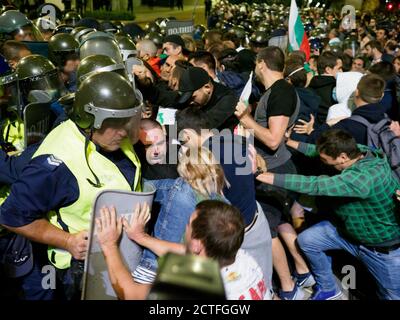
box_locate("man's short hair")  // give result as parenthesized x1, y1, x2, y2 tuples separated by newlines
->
(368, 61, 395, 82)
(1, 40, 30, 62)
(256, 46, 285, 72)
(176, 106, 211, 134)
(188, 50, 216, 71)
(357, 73, 386, 103)
(140, 118, 162, 131)
(365, 40, 383, 53)
(316, 129, 362, 160)
(171, 59, 193, 81)
(204, 30, 223, 47)
(317, 51, 340, 75)
(385, 40, 397, 52)
(192, 200, 245, 264)
(137, 39, 157, 57)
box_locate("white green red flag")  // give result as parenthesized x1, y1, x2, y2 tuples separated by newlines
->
(288, 0, 310, 60)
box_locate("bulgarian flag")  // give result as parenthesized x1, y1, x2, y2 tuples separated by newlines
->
(288, 0, 310, 60)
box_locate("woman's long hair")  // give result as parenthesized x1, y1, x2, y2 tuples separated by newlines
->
(177, 146, 228, 197)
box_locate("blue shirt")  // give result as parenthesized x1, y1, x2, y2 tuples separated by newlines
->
(205, 133, 256, 225)
(0, 146, 137, 228)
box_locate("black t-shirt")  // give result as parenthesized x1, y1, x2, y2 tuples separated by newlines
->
(254, 79, 298, 169)
(261, 79, 297, 123)
(202, 81, 239, 131)
(135, 143, 179, 181)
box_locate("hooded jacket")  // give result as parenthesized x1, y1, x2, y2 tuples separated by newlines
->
(309, 103, 387, 144)
(290, 87, 321, 142)
(309, 75, 337, 126)
(326, 71, 364, 122)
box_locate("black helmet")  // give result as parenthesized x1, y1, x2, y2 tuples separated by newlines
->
(76, 54, 128, 87)
(144, 32, 164, 49)
(122, 23, 145, 42)
(229, 25, 247, 40)
(15, 55, 66, 114)
(100, 21, 118, 34)
(0, 54, 19, 115)
(309, 37, 323, 50)
(250, 31, 269, 47)
(115, 35, 137, 61)
(48, 33, 79, 68)
(144, 22, 161, 34)
(72, 72, 141, 130)
(53, 24, 74, 35)
(63, 11, 81, 27)
(80, 31, 123, 63)
(193, 24, 206, 40)
(71, 26, 96, 43)
(257, 23, 271, 35)
(239, 19, 253, 33)
(0, 10, 43, 41)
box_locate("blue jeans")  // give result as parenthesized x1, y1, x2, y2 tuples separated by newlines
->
(136, 178, 226, 282)
(297, 220, 400, 300)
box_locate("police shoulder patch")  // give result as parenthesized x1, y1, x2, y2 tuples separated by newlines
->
(43, 155, 63, 171)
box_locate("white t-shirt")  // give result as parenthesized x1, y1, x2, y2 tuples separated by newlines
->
(220, 249, 272, 300)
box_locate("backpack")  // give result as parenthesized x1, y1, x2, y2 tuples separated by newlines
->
(350, 115, 400, 182)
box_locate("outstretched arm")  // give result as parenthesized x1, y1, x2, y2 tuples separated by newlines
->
(96, 206, 151, 300)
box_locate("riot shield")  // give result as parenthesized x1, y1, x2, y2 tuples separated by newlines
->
(81, 184, 156, 300)
(23, 101, 56, 148)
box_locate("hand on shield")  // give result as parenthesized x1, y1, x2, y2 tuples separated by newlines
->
(122, 202, 151, 243)
(96, 206, 123, 250)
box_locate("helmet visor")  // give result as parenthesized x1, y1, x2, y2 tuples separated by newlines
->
(13, 24, 44, 41)
(0, 73, 20, 114)
(19, 69, 67, 107)
(78, 64, 129, 85)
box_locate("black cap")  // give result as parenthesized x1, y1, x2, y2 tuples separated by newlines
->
(178, 67, 210, 104)
(163, 34, 186, 48)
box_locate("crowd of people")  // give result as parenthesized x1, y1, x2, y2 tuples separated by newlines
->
(0, 0, 399, 301)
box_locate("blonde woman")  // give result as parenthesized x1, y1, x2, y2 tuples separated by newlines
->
(133, 146, 229, 283)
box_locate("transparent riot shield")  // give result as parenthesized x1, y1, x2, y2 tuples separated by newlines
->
(81, 184, 156, 300)
(23, 101, 56, 148)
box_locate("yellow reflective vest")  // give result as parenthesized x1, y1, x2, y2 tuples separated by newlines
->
(2, 118, 24, 152)
(33, 119, 141, 269)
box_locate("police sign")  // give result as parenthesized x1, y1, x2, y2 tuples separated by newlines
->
(165, 20, 194, 36)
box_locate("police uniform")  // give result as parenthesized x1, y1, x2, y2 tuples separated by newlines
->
(0, 71, 143, 300)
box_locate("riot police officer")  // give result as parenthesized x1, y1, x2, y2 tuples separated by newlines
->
(0, 71, 143, 300)
(0, 10, 43, 41)
(48, 33, 80, 92)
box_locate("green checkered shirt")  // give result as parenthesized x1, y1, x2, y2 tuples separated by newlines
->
(273, 142, 400, 245)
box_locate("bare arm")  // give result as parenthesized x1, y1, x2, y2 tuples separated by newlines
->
(131, 232, 186, 257)
(235, 101, 289, 151)
(97, 207, 151, 300)
(4, 219, 88, 260)
(286, 138, 300, 150)
(101, 244, 151, 300)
